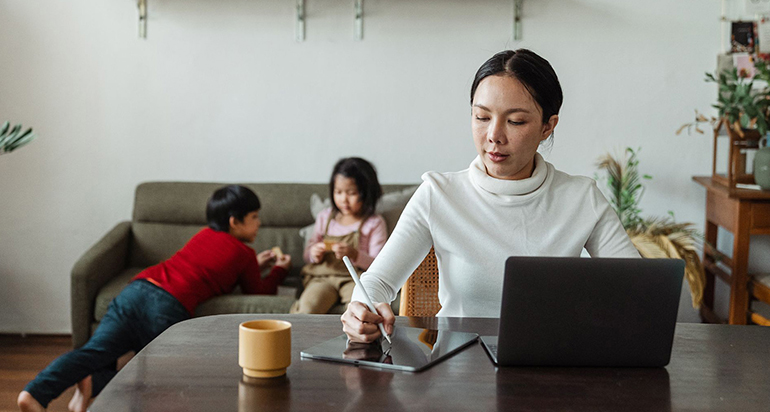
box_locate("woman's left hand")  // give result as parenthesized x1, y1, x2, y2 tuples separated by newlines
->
(257, 249, 276, 269)
(332, 243, 358, 261)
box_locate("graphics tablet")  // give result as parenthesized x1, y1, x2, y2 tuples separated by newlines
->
(300, 326, 478, 372)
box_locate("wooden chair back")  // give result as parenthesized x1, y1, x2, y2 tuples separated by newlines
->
(399, 248, 441, 317)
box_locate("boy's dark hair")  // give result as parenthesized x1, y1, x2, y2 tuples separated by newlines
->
(470, 49, 563, 125)
(329, 157, 382, 219)
(206, 185, 261, 232)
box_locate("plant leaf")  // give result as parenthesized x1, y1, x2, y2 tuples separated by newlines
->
(0, 122, 36, 154)
(6, 133, 36, 152)
(6, 128, 34, 148)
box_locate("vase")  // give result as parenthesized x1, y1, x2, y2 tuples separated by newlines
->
(755, 136, 770, 190)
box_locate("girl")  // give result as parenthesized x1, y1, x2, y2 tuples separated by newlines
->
(290, 157, 388, 314)
(341, 49, 640, 343)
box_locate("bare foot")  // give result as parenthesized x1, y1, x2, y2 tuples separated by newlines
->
(67, 376, 92, 412)
(17, 391, 45, 412)
(64, 351, 132, 412)
(67, 387, 81, 412)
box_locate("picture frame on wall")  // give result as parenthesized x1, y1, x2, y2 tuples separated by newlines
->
(732, 21, 758, 53)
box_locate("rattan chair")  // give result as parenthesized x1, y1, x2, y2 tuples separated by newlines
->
(398, 248, 441, 317)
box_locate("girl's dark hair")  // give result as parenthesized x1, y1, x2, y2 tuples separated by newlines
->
(329, 157, 382, 219)
(206, 185, 261, 232)
(470, 49, 563, 124)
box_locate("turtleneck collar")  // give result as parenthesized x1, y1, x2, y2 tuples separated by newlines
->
(469, 152, 548, 197)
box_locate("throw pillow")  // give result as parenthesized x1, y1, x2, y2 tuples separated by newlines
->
(376, 186, 418, 235)
(310, 193, 331, 218)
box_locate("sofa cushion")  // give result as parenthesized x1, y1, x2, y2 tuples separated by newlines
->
(94, 268, 143, 321)
(377, 186, 419, 235)
(195, 294, 295, 316)
(129, 223, 203, 268)
(131, 183, 417, 268)
(129, 222, 307, 283)
(133, 182, 327, 227)
(94, 267, 298, 321)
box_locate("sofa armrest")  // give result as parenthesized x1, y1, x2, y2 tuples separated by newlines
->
(71, 221, 132, 348)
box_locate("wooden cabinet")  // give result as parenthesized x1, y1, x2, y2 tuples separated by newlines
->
(694, 176, 770, 325)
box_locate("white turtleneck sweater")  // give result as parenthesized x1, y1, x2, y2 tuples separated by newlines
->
(351, 153, 640, 318)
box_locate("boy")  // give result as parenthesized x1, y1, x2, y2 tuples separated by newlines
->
(18, 185, 291, 412)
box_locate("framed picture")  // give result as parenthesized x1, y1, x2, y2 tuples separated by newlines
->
(732, 21, 757, 53)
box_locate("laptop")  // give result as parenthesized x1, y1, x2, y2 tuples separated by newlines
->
(479, 257, 684, 367)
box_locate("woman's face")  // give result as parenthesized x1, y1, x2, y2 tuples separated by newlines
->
(471, 75, 558, 180)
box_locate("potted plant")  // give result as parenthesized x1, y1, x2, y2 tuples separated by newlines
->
(678, 60, 770, 138)
(679, 59, 770, 189)
(0, 121, 36, 155)
(595, 148, 705, 308)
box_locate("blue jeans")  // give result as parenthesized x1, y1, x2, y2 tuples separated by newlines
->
(24, 279, 190, 407)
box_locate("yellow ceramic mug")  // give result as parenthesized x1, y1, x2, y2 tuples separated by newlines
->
(238, 320, 292, 378)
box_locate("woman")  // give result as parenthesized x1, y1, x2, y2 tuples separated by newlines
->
(341, 49, 639, 343)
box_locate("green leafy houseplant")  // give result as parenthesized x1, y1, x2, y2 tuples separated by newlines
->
(595, 148, 705, 308)
(0, 121, 36, 155)
(678, 59, 770, 137)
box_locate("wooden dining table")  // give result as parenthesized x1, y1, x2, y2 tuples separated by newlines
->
(89, 314, 770, 411)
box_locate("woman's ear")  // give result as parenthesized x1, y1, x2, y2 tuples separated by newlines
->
(541, 114, 559, 141)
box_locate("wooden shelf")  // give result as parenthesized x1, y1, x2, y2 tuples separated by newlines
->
(751, 275, 770, 302)
(694, 175, 770, 325)
(750, 312, 770, 326)
(700, 305, 727, 324)
(693, 176, 770, 200)
(704, 242, 733, 268)
(130, 0, 526, 41)
(704, 260, 732, 284)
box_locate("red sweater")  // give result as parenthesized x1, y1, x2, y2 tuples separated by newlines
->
(133, 228, 287, 315)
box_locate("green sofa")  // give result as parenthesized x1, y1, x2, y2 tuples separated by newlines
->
(70, 182, 416, 348)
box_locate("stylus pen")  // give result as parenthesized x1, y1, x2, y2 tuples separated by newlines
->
(342, 256, 392, 344)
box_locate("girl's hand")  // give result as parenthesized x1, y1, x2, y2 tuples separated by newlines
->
(332, 243, 358, 261)
(310, 242, 326, 263)
(257, 250, 276, 269)
(341, 301, 395, 343)
(275, 254, 292, 270)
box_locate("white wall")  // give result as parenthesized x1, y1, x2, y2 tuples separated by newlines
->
(0, 0, 752, 333)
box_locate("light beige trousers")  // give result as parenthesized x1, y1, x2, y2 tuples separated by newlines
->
(290, 276, 355, 314)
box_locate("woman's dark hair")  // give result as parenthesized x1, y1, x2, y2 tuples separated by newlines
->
(470, 49, 563, 124)
(329, 157, 382, 219)
(206, 185, 261, 232)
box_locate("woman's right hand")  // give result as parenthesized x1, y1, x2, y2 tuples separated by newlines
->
(341, 301, 395, 343)
(309, 242, 326, 263)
